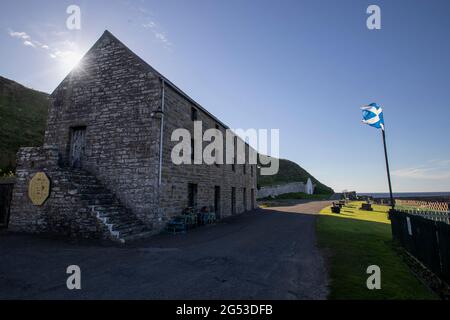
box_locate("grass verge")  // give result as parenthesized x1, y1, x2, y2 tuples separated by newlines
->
(258, 192, 332, 208)
(316, 201, 437, 299)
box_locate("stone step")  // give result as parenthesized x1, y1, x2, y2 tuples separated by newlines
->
(70, 177, 99, 184)
(97, 210, 122, 216)
(91, 205, 123, 212)
(105, 216, 140, 226)
(121, 230, 154, 242)
(80, 187, 109, 193)
(84, 200, 120, 208)
(81, 193, 115, 200)
(112, 222, 143, 231)
(65, 168, 153, 243)
(88, 199, 117, 206)
(84, 198, 116, 205)
(74, 184, 105, 191)
(72, 180, 105, 189)
(114, 224, 147, 235)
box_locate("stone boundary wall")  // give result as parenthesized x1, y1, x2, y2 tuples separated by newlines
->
(257, 182, 306, 199)
(9, 145, 108, 239)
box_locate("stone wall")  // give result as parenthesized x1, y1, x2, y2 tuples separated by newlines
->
(257, 182, 306, 199)
(9, 146, 108, 238)
(10, 30, 258, 237)
(157, 84, 257, 227)
(45, 31, 161, 225)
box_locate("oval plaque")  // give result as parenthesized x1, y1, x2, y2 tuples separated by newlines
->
(28, 172, 50, 206)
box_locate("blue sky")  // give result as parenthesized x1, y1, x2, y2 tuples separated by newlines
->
(1, 0, 450, 192)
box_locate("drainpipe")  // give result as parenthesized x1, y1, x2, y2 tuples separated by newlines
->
(158, 79, 165, 186)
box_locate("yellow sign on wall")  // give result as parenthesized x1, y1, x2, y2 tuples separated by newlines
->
(28, 172, 50, 206)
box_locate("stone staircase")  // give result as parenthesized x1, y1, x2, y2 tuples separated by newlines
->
(67, 169, 153, 243)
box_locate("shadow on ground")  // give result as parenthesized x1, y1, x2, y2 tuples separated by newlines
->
(0, 201, 332, 299)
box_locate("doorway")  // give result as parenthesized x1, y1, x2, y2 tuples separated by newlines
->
(188, 183, 198, 208)
(243, 188, 247, 211)
(214, 186, 220, 218)
(70, 126, 86, 168)
(231, 187, 236, 215)
(0, 182, 13, 229)
(251, 188, 255, 210)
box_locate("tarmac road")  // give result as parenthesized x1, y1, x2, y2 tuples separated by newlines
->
(0, 200, 332, 299)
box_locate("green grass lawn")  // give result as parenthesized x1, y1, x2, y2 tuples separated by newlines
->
(317, 201, 437, 299)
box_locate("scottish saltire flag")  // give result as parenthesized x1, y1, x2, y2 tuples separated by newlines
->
(361, 102, 384, 130)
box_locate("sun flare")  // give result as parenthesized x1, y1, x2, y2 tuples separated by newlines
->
(60, 51, 83, 72)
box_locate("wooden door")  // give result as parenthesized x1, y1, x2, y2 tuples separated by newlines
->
(70, 127, 86, 168)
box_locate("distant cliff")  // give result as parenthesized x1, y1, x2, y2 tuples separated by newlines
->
(257, 158, 334, 194)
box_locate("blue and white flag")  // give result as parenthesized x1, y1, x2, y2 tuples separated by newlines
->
(361, 102, 384, 130)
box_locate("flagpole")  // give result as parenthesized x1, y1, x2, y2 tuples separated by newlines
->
(381, 128, 395, 210)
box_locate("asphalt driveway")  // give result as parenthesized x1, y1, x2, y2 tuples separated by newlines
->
(0, 200, 331, 299)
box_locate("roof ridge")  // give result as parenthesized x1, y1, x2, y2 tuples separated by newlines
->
(95, 30, 231, 130)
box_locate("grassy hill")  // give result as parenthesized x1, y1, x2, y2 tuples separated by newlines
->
(0, 76, 334, 196)
(0, 76, 49, 173)
(257, 158, 334, 194)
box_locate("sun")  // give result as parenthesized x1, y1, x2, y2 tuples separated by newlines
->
(60, 50, 83, 72)
(51, 47, 83, 74)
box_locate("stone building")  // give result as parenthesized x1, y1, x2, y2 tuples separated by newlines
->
(9, 30, 257, 242)
(256, 178, 315, 199)
(305, 178, 314, 195)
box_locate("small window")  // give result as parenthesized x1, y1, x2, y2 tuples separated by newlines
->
(243, 164, 246, 175)
(191, 138, 195, 162)
(215, 124, 221, 167)
(191, 107, 198, 121)
(232, 136, 237, 172)
(251, 165, 254, 177)
(214, 149, 220, 167)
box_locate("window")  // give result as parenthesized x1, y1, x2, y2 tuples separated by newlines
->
(243, 164, 246, 175)
(251, 165, 254, 177)
(191, 107, 198, 121)
(191, 138, 195, 162)
(231, 187, 236, 215)
(70, 126, 86, 169)
(232, 136, 237, 172)
(243, 188, 247, 211)
(215, 124, 220, 167)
